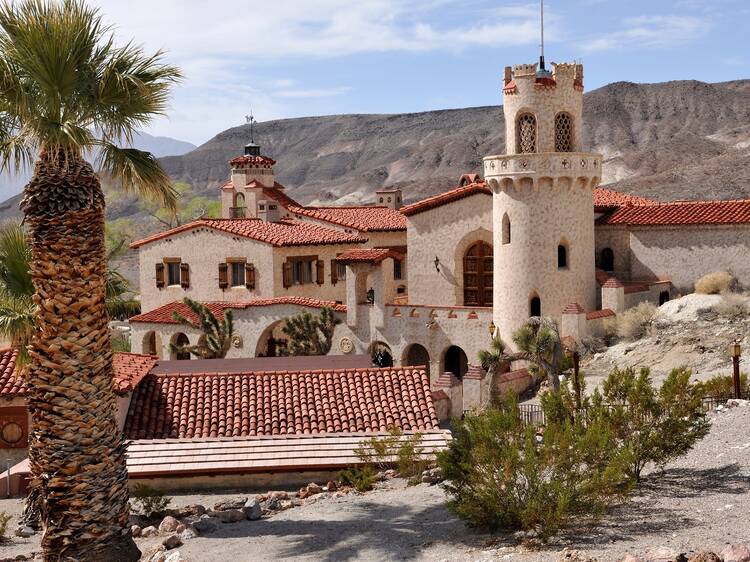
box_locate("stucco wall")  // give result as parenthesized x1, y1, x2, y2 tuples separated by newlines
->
(628, 225, 750, 291)
(406, 194, 492, 306)
(594, 225, 631, 277)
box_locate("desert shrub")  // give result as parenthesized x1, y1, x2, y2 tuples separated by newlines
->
(0, 512, 11, 541)
(438, 396, 631, 538)
(592, 366, 710, 481)
(131, 484, 171, 517)
(713, 294, 748, 319)
(338, 465, 376, 492)
(578, 335, 606, 356)
(111, 333, 131, 352)
(695, 271, 737, 295)
(354, 426, 427, 479)
(613, 302, 656, 341)
(699, 372, 749, 400)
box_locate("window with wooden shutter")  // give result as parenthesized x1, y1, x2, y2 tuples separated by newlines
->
(180, 263, 190, 288)
(316, 259, 325, 285)
(218, 263, 228, 289)
(330, 259, 338, 285)
(282, 262, 292, 288)
(245, 263, 256, 290)
(155, 263, 165, 288)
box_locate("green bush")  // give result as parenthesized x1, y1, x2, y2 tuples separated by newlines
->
(131, 484, 171, 517)
(592, 366, 710, 481)
(338, 465, 376, 492)
(438, 395, 631, 538)
(699, 372, 749, 400)
(0, 512, 11, 541)
(354, 426, 427, 479)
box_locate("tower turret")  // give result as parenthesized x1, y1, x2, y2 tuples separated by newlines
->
(484, 61, 601, 345)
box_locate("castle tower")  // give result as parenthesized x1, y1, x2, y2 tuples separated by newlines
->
(484, 62, 601, 345)
(221, 143, 277, 218)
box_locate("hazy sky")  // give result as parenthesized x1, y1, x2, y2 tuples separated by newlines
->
(89, 0, 749, 146)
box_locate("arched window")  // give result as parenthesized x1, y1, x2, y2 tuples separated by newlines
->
(530, 295, 541, 317)
(443, 345, 468, 379)
(171, 333, 191, 360)
(233, 192, 245, 207)
(516, 113, 537, 154)
(558, 243, 568, 269)
(600, 248, 614, 272)
(555, 112, 573, 152)
(502, 213, 511, 245)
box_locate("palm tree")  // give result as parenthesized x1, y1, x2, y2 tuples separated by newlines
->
(0, 1, 180, 559)
(282, 306, 341, 356)
(0, 222, 139, 362)
(170, 297, 234, 359)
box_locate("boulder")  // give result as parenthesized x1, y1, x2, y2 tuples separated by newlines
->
(687, 553, 721, 562)
(140, 544, 166, 562)
(243, 498, 262, 521)
(162, 534, 183, 550)
(141, 525, 158, 538)
(178, 524, 199, 541)
(268, 491, 288, 501)
(164, 552, 184, 562)
(130, 524, 142, 538)
(14, 526, 35, 538)
(306, 482, 323, 495)
(326, 480, 337, 492)
(213, 498, 247, 511)
(211, 509, 246, 523)
(279, 500, 294, 510)
(265, 498, 281, 512)
(298, 489, 310, 500)
(644, 547, 685, 562)
(158, 515, 180, 534)
(721, 544, 750, 562)
(167, 504, 206, 519)
(192, 515, 218, 534)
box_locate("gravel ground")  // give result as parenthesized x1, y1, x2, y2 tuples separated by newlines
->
(2, 404, 748, 561)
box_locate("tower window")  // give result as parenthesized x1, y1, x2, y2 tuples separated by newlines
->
(517, 113, 537, 154)
(558, 244, 568, 269)
(555, 112, 573, 152)
(502, 213, 511, 245)
(530, 295, 541, 317)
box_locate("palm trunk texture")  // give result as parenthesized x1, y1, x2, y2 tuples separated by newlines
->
(20, 151, 139, 561)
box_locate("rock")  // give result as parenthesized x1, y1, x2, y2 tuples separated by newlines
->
(279, 500, 294, 510)
(158, 515, 180, 534)
(167, 504, 206, 519)
(213, 498, 247, 511)
(265, 499, 281, 512)
(162, 534, 183, 550)
(243, 498, 262, 521)
(268, 491, 288, 501)
(128, 513, 147, 527)
(721, 544, 750, 562)
(298, 489, 310, 499)
(557, 547, 597, 561)
(421, 467, 443, 485)
(141, 525, 158, 538)
(140, 544, 166, 562)
(178, 524, 199, 541)
(306, 482, 323, 495)
(164, 552, 184, 562)
(326, 480, 337, 492)
(130, 524, 142, 538)
(688, 553, 721, 562)
(211, 509, 246, 523)
(14, 526, 35, 538)
(290, 498, 304, 507)
(384, 469, 396, 478)
(192, 515, 218, 534)
(644, 547, 684, 562)
(175, 523, 186, 534)
(727, 399, 749, 408)
(620, 556, 644, 562)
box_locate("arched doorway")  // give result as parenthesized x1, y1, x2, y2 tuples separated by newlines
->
(443, 345, 468, 379)
(659, 291, 671, 306)
(142, 331, 157, 356)
(600, 248, 614, 272)
(170, 333, 191, 360)
(403, 343, 430, 376)
(464, 241, 493, 307)
(369, 341, 393, 367)
(255, 321, 288, 357)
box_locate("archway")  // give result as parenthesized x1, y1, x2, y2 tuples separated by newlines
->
(142, 331, 157, 356)
(369, 341, 393, 367)
(659, 291, 670, 306)
(530, 295, 541, 317)
(255, 321, 288, 357)
(463, 241, 493, 307)
(403, 343, 430, 376)
(170, 333, 190, 360)
(443, 345, 468, 379)
(600, 248, 614, 272)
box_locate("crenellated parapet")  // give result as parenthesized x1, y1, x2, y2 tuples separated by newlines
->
(483, 152, 601, 193)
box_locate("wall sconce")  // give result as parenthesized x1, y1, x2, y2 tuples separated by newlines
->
(488, 321, 496, 337)
(434, 256, 440, 273)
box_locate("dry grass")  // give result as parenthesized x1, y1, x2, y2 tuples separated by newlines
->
(608, 302, 657, 341)
(713, 294, 748, 319)
(694, 271, 738, 295)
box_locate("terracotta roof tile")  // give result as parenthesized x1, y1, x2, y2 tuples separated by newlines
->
(123, 367, 438, 439)
(401, 181, 491, 216)
(335, 248, 404, 264)
(0, 348, 21, 396)
(290, 206, 406, 232)
(130, 218, 366, 249)
(130, 298, 347, 324)
(229, 154, 276, 167)
(586, 309, 616, 320)
(562, 302, 585, 314)
(598, 199, 750, 226)
(602, 277, 624, 288)
(594, 188, 656, 210)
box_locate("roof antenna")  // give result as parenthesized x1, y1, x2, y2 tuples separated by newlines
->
(245, 109, 256, 144)
(244, 110, 261, 156)
(539, 0, 545, 71)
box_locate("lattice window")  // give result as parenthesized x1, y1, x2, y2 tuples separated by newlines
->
(555, 112, 573, 152)
(516, 113, 537, 153)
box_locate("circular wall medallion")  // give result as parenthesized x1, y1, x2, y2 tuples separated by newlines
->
(340, 337, 354, 354)
(231, 334, 243, 348)
(501, 160, 508, 169)
(1, 421, 23, 445)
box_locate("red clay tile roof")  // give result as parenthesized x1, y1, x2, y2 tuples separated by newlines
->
(598, 199, 750, 226)
(129, 218, 366, 249)
(586, 309, 616, 320)
(401, 181, 491, 216)
(594, 188, 656, 210)
(130, 297, 347, 324)
(534, 76, 557, 88)
(290, 206, 406, 232)
(229, 154, 276, 167)
(123, 366, 438, 439)
(595, 269, 611, 286)
(335, 248, 404, 264)
(0, 348, 21, 396)
(0, 351, 156, 397)
(503, 79, 517, 93)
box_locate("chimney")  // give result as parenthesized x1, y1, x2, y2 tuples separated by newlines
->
(257, 200, 281, 222)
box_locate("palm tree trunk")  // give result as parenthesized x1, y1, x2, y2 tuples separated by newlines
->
(21, 151, 139, 561)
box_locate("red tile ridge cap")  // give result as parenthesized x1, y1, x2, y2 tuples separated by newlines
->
(586, 309, 616, 320)
(602, 277, 625, 288)
(562, 302, 585, 314)
(401, 181, 490, 216)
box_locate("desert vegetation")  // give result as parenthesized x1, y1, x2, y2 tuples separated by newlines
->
(694, 270, 739, 295)
(169, 297, 235, 359)
(281, 306, 341, 356)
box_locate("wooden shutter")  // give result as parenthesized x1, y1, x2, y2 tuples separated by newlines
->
(180, 263, 190, 288)
(282, 262, 292, 288)
(330, 259, 338, 285)
(218, 263, 228, 289)
(316, 259, 325, 285)
(155, 263, 165, 288)
(245, 263, 256, 290)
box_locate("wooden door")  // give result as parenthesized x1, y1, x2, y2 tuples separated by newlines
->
(463, 242, 493, 306)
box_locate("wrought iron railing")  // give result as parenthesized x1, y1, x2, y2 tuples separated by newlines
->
(230, 206, 246, 218)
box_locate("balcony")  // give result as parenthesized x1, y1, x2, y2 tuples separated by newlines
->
(229, 206, 246, 218)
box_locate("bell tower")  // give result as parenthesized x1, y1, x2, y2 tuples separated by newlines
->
(484, 58, 601, 345)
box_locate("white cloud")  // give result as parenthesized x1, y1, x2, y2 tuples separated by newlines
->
(580, 15, 706, 52)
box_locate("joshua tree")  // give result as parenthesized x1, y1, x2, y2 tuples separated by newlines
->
(170, 297, 235, 359)
(0, 1, 180, 559)
(512, 317, 565, 391)
(282, 306, 341, 356)
(477, 335, 509, 407)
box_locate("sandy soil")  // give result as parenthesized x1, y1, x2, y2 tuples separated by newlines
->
(2, 405, 747, 562)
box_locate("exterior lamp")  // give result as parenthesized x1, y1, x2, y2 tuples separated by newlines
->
(366, 287, 375, 305)
(730, 341, 742, 399)
(488, 321, 496, 337)
(434, 256, 440, 273)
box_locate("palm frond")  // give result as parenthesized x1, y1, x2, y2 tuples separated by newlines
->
(0, 222, 33, 298)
